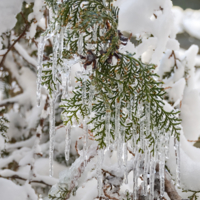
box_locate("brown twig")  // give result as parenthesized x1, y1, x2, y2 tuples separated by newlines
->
(168, 50, 179, 69)
(164, 86, 172, 90)
(103, 185, 119, 200)
(188, 139, 200, 143)
(127, 146, 135, 157)
(75, 140, 80, 156)
(0, 23, 30, 67)
(0, 174, 52, 187)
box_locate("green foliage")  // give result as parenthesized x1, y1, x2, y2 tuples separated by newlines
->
(42, 0, 181, 151)
(182, 189, 200, 200)
(61, 53, 181, 150)
(0, 108, 9, 157)
(14, 2, 34, 35)
(123, 190, 131, 200)
(49, 186, 70, 200)
(0, 108, 9, 140)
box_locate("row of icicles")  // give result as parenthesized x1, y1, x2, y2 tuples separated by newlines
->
(37, 11, 180, 200)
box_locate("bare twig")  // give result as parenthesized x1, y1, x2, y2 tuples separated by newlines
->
(0, 174, 52, 187)
(0, 23, 30, 67)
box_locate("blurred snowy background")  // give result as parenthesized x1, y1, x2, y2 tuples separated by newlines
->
(0, 0, 200, 200)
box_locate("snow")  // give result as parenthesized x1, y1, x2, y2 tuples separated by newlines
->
(172, 7, 200, 39)
(14, 42, 37, 67)
(27, 0, 45, 39)
(182, 9, 200, 40)
(167, 133, 200, 191)
(116, 0, 178, 65)
(0, 0, 33, 38)
(0, 178, 36, 200)
(1, 0, 200, 199)
(168, 78, 186, 103)
(69, 179, 97, 200)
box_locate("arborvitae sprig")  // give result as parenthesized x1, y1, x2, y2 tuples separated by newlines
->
(42, 0, 181, 151)
(49, 186, 70, 200)
(182, 189, 200, 200)
(61, 54, 181, 149)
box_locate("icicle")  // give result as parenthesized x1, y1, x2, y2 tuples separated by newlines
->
(65, 124, 71, 162)
(93, 24, 97, 42)
(133, 152, 140, 200)
(83, 118, 88, 166)
(61, 65, 70, 99)
(59, 27, 64, 58)
(140, 119, 144, 151)
(174, 138, 181, 187)
(123, 141, 128, 184)
(128, 95, 133, 121)
(143, 145, 150, 196)
(158, 134, 165, 197)
(117, 126, 123, 168)
(145, 101, 150, 136)
(78, 32, 83, 55)
(68, 66, 72, 94)
(115, 97, 120, 141)
(88, 83, 95, 115)
(131, 123, 137, 153)
(165, 132, 170, 159)
(61, 72, 68, 99)
(48, 7, 53, 23)
(52, 34, 59, 82)
(37, 35, 45, 106)
(149, 131, 157, 200)
(97, 149, 104, 198)
(49, 95, 55, 177)
(82, 73, 87, 106)
(149, 153, 156, 200)
(105, 103, 111, 147)
(160, 150, 165, 197)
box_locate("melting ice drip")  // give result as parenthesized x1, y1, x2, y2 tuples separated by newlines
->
(37, 2, 181, 199)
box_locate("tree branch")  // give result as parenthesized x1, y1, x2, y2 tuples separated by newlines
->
(0, 23, 30, 67)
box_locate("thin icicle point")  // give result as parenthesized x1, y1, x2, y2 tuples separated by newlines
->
(158, 134, 165, 197)
(133, 152, 139, 200)
(174, 138, 181, 187)
(83, 118, 88, 166)
(65, 125, 71, 162)
(117, 130, 123, 168)
(149, 153, 156, 200)
(105, 103, 111, 147)
(123, 142, 128, 184)
(139, 119, 144, 151)
(143, 145, 150, 196)
(160, 152, 165, 197)
(49, 95, 55, 177)
(49, 149, 54, 177)
(97, 149, 104, 198)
